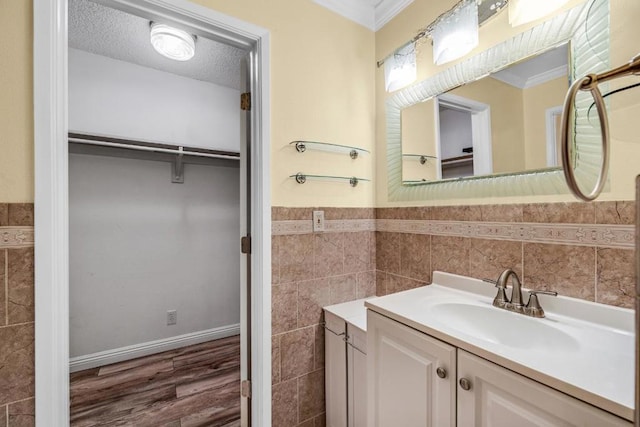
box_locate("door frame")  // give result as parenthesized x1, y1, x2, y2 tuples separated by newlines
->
(436, 93, 493, 176)
(33, 1, 271, 425)
(545, 105, 563, 167)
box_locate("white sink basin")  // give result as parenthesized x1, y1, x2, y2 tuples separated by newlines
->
(430, 302, 580, 351)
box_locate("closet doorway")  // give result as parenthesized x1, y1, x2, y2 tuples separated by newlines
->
(33, 0, 271, 425)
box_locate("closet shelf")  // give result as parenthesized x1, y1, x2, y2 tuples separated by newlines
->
(290, 141, 370, 159)
(403, 154, 438, 165)
(290, 173, 370, 187)
(441, 154, 473, 168)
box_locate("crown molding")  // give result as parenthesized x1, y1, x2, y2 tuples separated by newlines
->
(522, 64, 567, 88)
(312, 0, 414, 31)
(312, 0, 375, 30)
(492, 64, 567, 89)
(374, 0, 414, 30)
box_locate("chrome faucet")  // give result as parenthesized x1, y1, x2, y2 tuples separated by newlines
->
(495, 268, 524, 310)
(485, 269, 558, 318)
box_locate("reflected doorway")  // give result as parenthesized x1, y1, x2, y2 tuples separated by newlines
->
(435, 93, 493, 179)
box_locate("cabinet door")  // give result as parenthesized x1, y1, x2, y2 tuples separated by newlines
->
(325, 312, 347, 427)
(367, 311, 456, 427)
(348, 324, 367, 427)
(457, 350, 631, 427)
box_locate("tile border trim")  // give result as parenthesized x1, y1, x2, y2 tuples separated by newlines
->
(0, 227, 35, 249)
(272, 219, 376, 235)
(377, 219, 634, 249)
(272, 219, 634, 249)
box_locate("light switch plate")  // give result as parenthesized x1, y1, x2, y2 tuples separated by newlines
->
(313, 210, 325, 232)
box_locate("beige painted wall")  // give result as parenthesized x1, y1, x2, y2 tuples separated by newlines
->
(523, 76, 567, 170)
(376, 0, 640, 206)
(0, 0, 33, 202)
(0, 0, 376, 207)
(4, 0, 639, 207)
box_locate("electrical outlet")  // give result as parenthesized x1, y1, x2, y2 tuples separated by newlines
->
(167, 310, 177, 325)
(313, 210, 325, 232)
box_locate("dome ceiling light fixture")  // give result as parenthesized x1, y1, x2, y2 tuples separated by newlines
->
(149, 22, 196, 61)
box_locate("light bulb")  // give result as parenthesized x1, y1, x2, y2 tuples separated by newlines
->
(150, 23, 196, 61)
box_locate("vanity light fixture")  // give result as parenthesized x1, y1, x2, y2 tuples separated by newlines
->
(384, 43, 417, 92)
(432, 0, 479, 66)
(150, 23, 196, 61)
(508, 0, 570, 27)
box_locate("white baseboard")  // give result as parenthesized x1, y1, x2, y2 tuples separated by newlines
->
(69, 323, 240, 373)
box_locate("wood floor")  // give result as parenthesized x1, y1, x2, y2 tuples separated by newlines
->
(70, 335, 241, 427)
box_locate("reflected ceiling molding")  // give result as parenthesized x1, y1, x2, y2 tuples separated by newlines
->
(492, 65, 567, 89)
(312, 0, 414, 31)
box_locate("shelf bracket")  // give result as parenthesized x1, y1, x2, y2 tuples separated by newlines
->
(295, 172, 307, 184)
(172, 147, 185, 183)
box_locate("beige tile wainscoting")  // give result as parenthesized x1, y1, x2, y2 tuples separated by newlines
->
(375, 202, 635, 307)
(0, 202, 634, 427)
(271, 208, 377, 426)
(0, 203, 35, 427)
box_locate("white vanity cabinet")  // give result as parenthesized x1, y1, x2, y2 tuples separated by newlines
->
(457, 351, 631, 427)
(367, 310, 456, 427)
(368, 311, 631, 427)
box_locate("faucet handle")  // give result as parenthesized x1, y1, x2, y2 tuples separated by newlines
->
(525, 290, 558, 318)
(485, 277, 510, 308)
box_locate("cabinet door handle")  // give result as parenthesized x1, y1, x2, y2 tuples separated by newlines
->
(436, 367, 447, 379)
(459, 377, 472, 391)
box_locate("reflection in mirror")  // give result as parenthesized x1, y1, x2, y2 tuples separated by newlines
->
(387, 0, 609, 201)
(401, 43, 569, 183)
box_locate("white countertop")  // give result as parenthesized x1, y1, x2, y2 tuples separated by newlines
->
(365, 272, 635, 421)
(324, 298, 372, 332)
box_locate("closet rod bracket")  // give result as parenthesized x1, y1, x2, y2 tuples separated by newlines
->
(172, 147, 185, 183)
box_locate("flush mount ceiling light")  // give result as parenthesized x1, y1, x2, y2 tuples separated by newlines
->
(150, 23, 196, 61)
(432, 0, 479, 66)
(508, 0, 570, 26)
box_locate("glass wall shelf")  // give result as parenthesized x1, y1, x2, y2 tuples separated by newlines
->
(403, 179, 431, 185)
(402, 154, 438, 165)
(290, 141, 370, 159)
(290, 173, 370, 187)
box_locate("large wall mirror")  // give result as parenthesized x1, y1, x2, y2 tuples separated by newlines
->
(387, 0, 609, 201)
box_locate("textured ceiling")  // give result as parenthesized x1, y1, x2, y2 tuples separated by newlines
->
(68, 0, 245, 89)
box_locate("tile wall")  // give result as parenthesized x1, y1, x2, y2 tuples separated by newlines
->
(0, 201, 634, 427)
(271, 208, 376, 427)
(375, 201, 636, 308)
(0, 203, 35, 427)
(272, 201, 635, 426)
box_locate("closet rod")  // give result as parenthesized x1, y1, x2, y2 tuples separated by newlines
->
(68, 133, 240, 161)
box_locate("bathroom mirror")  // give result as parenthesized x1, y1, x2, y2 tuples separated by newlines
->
(401, 44, 569, 183)
(386, 0, 610, 201)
